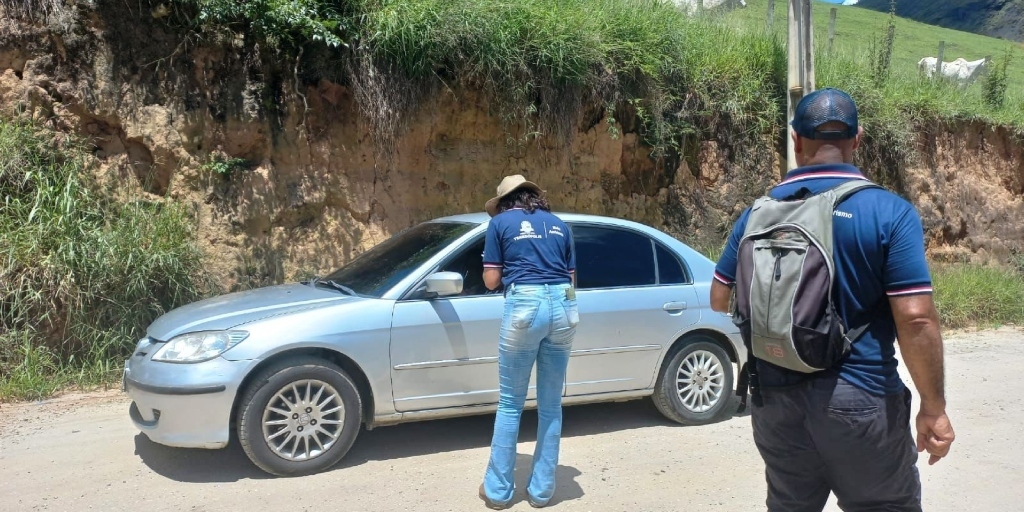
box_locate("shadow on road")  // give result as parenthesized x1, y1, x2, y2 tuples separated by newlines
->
(511, 453, 585, 507)
(135, 396, 747, 483)
(134, 434, 269, 482)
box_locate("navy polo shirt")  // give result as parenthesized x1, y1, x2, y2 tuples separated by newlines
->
(715, 164, 933, 396)
(483, 209, 575, 288)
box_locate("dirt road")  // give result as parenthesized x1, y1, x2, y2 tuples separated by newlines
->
(2, 327, 1022, 512)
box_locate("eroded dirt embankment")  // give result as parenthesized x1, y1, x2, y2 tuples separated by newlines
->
(2, 3, 1021, 289)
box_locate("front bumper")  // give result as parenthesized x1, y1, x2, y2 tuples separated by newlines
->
(124, 342, 255, 449)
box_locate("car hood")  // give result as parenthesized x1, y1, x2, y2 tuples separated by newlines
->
(147, 283, 361, 340)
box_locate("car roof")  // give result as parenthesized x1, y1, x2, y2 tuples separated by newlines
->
(434, 211, 652, 230)
(387, 211, 717, 300)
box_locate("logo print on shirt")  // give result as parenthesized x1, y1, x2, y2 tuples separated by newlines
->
(514, 220, 544, 241)
(833, 210, 853, 219)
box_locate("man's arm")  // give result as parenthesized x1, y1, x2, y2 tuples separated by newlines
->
(709, 209, 749, 313)
(891, 294, 945, 413)
(710, 280, 731, 313)
(884, 205, 954, 465)
(890, 293, 954, 465)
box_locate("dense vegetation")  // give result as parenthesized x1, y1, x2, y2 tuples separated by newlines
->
(0, 119, 210, 400)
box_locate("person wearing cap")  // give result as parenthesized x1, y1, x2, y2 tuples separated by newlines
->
(477, 175, 578, 510)
(708, 88, 955, 511)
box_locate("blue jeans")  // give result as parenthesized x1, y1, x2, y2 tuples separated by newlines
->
(483, 283, 579, 506)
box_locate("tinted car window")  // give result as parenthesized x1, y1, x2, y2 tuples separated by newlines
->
(571, 225, 655, 289)
(656, 244, 688, 284)
(324, 222, 475, 297)
(439, 238, 490, 296)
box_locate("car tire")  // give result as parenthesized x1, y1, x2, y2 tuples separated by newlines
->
(652, 336, 735, 426)
(237, 356, 362, 476)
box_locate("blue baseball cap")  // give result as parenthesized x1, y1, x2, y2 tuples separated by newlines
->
(790, 88, 859, 140)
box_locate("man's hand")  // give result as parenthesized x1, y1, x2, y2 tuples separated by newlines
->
(916, 411, 955, 465)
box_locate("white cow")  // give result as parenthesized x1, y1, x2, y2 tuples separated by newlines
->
(918, 56, 991, 85)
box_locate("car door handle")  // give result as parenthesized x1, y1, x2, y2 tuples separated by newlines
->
(663, 301, 687, 311)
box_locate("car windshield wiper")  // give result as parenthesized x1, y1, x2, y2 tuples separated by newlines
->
(308, 276, 358, 296)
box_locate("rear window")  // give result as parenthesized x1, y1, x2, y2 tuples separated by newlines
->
(570, 225, 656, 289)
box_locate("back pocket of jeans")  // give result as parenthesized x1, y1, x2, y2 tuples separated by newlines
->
(562, 299, 579, 327)
(826, 405, 879, 418)
(826, 380, 881, 419)
(509, 299, 541, 329)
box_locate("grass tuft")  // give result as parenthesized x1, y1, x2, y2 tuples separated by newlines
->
(932, 264, 1024, 330)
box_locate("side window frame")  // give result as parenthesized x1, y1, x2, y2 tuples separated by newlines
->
(566, 222, 659, 290)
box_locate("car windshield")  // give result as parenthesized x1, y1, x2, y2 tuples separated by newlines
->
(322, 221, 475, 297)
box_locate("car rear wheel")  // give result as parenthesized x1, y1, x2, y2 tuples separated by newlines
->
(652, 336, 734, 425)
(237, 357, 362, 476)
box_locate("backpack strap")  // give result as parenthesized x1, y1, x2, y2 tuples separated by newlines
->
(829, 179, 880, 207)
(844, 323, 870, 344)
(830, 178, 881, 346)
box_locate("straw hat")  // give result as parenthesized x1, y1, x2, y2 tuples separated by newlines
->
(484, 174, 543, 217)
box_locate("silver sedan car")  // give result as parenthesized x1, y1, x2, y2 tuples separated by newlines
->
(124, 212, 745, 476)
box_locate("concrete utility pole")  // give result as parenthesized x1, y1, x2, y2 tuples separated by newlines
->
(786, 0, 815, 171)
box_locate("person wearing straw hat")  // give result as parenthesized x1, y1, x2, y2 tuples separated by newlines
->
(478, 175, 578, 510)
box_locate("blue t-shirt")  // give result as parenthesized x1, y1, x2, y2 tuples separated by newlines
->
(483, 209, 575, 288)
(715, 164, 934, 396)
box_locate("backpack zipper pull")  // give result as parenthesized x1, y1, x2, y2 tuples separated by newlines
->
(774, 252, 782, 281)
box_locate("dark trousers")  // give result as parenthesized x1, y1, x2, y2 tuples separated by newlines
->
(751, 375, 922, 512)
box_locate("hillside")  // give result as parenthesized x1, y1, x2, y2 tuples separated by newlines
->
(857, 0, 1024, 42)
(729, 0, 1023, 97)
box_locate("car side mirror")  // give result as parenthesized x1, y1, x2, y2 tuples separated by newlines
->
(424, 271, 463, 297)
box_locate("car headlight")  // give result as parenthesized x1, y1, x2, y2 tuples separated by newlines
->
(151, 331, 249, 363)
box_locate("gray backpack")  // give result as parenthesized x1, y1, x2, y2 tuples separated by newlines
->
(732, 180, 876, 373)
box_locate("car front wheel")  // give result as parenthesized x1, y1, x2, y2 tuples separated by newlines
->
(237, 356, 362, 476)
(652, 336, 734, 425)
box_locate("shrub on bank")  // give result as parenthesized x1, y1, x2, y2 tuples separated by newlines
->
(0, 118, 210, 401)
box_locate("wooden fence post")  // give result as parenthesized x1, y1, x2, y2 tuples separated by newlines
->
(935, 40, 945, 80)
(767, 0, 775, 31)
(828, 7, 837, 53)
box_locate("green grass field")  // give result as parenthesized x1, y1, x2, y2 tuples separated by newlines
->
(728, 0, 1023, 96)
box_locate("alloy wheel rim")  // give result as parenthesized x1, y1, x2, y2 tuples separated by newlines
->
(675, 350, 726, 413)
(262, 379, 345, 461)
